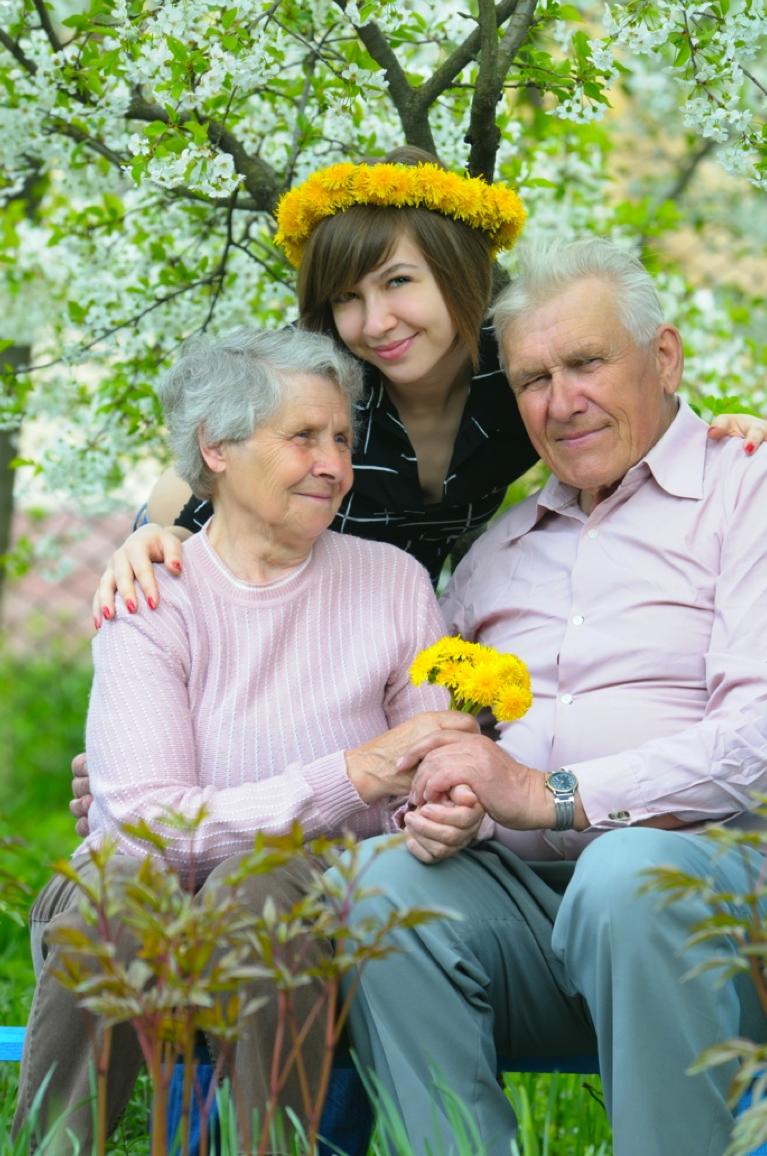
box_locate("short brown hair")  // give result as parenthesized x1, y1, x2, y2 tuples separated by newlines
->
(296, 149, 493, 369)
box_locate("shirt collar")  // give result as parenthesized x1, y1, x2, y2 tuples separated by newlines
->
(494, 398, 708, 543)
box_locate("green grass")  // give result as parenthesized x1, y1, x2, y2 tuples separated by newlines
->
(0, 652, 613, 1153)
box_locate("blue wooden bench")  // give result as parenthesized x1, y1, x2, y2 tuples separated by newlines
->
(3, 1025, 765, 1155)
(0, 1026, 25, 1061)
(0, 1024, 597, 1153)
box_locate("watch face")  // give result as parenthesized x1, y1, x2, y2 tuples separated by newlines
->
(548, 770, 578, 793)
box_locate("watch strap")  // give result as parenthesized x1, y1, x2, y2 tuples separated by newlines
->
(551, 795, 576, 832)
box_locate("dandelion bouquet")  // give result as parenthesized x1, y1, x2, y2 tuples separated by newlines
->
(410, 636, 532, 723)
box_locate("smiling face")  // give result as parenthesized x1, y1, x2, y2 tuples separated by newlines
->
(203, 373, 354, 553)
(503, 277, 683, 511)
(330, 233, 465, 392)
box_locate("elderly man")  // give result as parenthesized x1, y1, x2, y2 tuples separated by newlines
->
(344, 238, 767, 1156)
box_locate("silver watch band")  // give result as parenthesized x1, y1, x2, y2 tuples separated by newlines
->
(551, 795, 576, 832)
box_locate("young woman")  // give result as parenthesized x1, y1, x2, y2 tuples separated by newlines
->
(91, 146, 766, 614)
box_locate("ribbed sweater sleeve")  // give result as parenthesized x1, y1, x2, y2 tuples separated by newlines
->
(83, 531, 447, 877)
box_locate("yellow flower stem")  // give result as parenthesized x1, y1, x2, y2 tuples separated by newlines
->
(450, 694, 482, 716)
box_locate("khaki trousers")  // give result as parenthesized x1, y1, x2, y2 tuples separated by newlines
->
(13, 851, 331, 1154)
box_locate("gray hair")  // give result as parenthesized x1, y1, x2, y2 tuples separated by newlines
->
(491, 238, 664, 376)
(157, 327, 364, 499)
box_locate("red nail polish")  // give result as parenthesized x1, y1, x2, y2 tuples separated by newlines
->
(171, 561, 182, 572)
(745, 443, 755, 455)
(147, 597, 157, 610)
(102, 607, 112, 621)
(93, 616, 101, 631)
(126, 599, 137, 614)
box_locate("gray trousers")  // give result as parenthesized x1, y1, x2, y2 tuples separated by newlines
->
(343, 827, 767, 1156)
(13, 852, 330, 1154)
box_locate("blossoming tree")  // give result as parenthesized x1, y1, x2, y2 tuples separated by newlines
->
(0, 0, 765, 580)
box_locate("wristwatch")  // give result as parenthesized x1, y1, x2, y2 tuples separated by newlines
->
(544, 769, 579, 832)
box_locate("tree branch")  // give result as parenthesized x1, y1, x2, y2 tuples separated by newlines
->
(417, 0, 530, 107)
(468, 0, 540, 179)
(497, 0, 538, 76)
(126, 94, 279, 210)
(352, 18, 436, 153)
(467, 0, 501, 180)
(284, 36, 331, 188)
(47, 116, 127, 168)
(17, 274, 224, 375)
(663, 138, 718, 204)
(47, 106, 268, 212)
(0, 27, 37, 73)
(201, 194, 237, 331)
(741, 66, 767, 100)
(32, 0, 63, 53)
(344, 0, 539, 174)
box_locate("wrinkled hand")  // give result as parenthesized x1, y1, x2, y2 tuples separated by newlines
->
(708, 412, 767, 455)
(92, 523, 185, 627)
(69, 752, 92, 838)
(406, 731, 557, 831)
(404, 783, 484, 864)
(345, 711, 479, 805)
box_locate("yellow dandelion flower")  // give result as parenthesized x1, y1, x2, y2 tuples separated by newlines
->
(452, 666, 502, 710)
(437, 658, 474, 693)
(492, 684, 533, 723)
(409, 636, 475, 683)
(274, 161, 526, 266)
(409, 651, 438, 686)
(318, 163, 358, 192)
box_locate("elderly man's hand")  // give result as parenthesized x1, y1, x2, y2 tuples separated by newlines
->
(403, 784, 485, 864)
(406, 731, 581, 831)
(70, 752, 92, 838)
(345, 711, 479, 805)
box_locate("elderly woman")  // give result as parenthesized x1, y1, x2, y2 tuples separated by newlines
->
(12, 327, 480, 1152)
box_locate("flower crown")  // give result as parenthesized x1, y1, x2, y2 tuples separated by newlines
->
(274, 161, 526, 267)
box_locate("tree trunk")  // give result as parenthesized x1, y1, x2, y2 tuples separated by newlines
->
(0, 344, 29, 617)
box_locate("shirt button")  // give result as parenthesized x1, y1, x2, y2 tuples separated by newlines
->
(560, 693, 574, 705)
(572, 614, 584, 626)
(587, 529, 598, 539)
(608, 810, 631, 821)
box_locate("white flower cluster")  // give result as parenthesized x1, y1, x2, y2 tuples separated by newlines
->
(598, 1, 767, 188)
(554, 89, 607, 125)
(128, 134, 241, 197)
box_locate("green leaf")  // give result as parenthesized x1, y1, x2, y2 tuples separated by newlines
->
(166, 36, 189, 63)
(673, 38, 691, 68)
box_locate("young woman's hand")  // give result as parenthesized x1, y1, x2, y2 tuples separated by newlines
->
(708, 412, 767, 455)
(70, 752, 92, 838)
(92, 523, 189, 627)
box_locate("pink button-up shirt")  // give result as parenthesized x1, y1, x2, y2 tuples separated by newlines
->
(441, 401, 767, 859)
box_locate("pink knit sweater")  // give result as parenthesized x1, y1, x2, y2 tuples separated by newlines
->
(82, 529, 448, 876)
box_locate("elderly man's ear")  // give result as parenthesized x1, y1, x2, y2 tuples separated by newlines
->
(655, 324, 684, 396)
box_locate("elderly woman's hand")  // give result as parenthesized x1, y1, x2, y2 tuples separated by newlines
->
(345, 711, 479, 805)
(92, 523, 188, 627)
(403, 783, 485, 864)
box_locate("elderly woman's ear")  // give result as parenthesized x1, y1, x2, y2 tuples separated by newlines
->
(199, 433, 227, 476)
